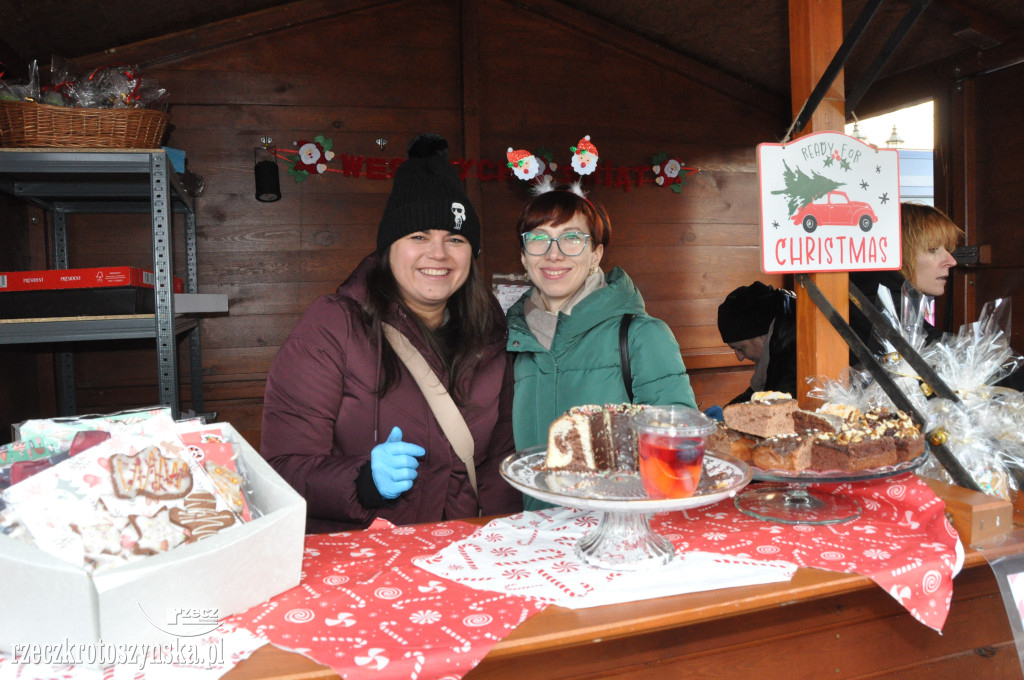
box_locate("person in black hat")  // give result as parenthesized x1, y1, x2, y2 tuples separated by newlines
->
(260, 133, 522, 532)
(716, 281, 798, 405)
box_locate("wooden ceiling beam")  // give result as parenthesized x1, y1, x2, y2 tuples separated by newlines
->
(73, 0, 400, 70)
(929, 0, 1014, 47)
(507, 0, 789, 119)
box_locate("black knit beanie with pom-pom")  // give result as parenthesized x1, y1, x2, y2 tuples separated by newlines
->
(376, 133, 481, 257)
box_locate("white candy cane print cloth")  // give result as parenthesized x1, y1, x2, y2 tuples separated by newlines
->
(414, 507, 797, 608)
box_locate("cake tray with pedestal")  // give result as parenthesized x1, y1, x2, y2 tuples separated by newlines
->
(734, 449, 930, 525)
(500, 446, 751, 571)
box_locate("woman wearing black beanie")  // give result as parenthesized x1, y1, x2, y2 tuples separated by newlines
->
(260, 133, 522, 532)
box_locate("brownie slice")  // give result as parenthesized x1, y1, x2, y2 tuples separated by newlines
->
(846, 436, 897, 470)
(752, 433, 813, 472)
(810, 436, 851, 472)
(893, 434, 926, 462)
(792, 409, 847, 435)
(723, 398, 798, 438)
(706, 422, 760, 463)
(859, 408, 925, 463)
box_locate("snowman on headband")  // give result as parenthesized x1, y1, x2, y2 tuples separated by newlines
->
(506, 135, 599, 190)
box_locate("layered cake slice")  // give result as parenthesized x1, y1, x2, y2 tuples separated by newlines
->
(545, 404, 646, 472)
(791, 408, 848, 435)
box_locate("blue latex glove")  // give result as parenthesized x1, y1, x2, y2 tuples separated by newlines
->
(370, 426, 426, 499)
(704, 405, 724, 422)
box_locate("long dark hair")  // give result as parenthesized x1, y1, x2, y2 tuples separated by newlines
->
(364, 252, 497, 404)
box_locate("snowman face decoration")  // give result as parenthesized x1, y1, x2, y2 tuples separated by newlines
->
(451, 202, 466, 230)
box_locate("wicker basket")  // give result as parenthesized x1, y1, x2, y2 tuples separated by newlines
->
(0, 100, 170, 149)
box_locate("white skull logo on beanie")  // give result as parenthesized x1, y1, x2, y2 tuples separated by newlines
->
(451, 202, 466, 230)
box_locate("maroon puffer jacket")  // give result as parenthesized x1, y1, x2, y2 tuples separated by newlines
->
(260, 255, 522, 532)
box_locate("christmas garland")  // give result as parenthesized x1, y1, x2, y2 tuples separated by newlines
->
(272, 135, 699, 193)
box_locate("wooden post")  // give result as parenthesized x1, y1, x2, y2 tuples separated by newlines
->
(789, 0, 850, 408)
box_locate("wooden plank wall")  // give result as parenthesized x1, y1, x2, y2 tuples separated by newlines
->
(0, 0, 790, 446)
(963, 61, 1024, 352)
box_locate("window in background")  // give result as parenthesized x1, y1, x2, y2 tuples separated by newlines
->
(846, 101, 934, 206)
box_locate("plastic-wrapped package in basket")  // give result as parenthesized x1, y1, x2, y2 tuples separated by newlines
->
(0, 58, 170, 149)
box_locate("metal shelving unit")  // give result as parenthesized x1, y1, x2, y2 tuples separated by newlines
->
(0, 148, 210, 419)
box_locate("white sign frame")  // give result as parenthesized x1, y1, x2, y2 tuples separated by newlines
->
(757, 131, 902, 274)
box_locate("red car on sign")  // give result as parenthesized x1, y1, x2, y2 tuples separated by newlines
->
(792, 191, 878, 233)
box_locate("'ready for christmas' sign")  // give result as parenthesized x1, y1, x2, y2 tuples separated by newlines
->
(757, 131, 901, 274)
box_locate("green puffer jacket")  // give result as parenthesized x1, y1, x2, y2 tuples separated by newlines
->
(507, 268, 697, 509)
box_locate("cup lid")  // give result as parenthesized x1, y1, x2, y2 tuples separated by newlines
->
(631, 405, 716, 437)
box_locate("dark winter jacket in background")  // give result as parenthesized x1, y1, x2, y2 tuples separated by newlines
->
(849, 270, 943, 354)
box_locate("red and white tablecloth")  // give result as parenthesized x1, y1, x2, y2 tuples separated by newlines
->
(224, 520, 548, 679)
(418, 473, 960, 632)
(0, 473, 963, 679)
(664, 473, 963, 630)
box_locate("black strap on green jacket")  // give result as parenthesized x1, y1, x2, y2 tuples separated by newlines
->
(619, 313, 635, 402)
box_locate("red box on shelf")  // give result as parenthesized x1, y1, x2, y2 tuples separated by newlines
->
(0, 266, 184, 293)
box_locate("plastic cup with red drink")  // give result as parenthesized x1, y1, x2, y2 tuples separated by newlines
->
(630, 406, 716, 499)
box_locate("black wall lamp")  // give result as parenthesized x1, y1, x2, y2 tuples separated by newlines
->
(254, 136, 282, 202)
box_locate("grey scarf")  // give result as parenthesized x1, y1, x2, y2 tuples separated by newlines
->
(523, 270, 606, 350)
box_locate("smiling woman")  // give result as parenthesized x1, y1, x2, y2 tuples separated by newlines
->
(505, 184, 699, 510)
(259, 133, 522, 533)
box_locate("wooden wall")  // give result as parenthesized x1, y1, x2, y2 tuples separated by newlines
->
(853, 43, 1024, 357)
(1, 0, 793, 446)
(961, 61, 1024, 351)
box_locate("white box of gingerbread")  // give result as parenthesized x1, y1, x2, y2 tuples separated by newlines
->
(0, 415, 306, 653)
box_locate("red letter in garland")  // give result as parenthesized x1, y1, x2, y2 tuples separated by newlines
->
(338, 154, 365, 177)
(365, 157, 388, 180)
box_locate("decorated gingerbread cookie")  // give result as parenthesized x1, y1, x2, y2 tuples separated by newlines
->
(169, 491, 236, 542)
(129, 507, 188, 555)
(110, 445, 194, 500)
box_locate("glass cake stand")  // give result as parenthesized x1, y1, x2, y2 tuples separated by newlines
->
(733, 451, 929, 525)
(500, 446, 751, 571)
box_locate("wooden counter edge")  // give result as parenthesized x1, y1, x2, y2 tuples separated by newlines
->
(225, 545, 1007, 679)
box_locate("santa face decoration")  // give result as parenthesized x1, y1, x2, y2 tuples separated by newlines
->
(654, 158, 683, 185)
(507, 147, 540, 181)
(294, 140, 336, 175)
(570, 135, 599, 176)
(505, 135, 599, 184)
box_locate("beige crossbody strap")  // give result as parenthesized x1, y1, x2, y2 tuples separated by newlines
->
(381, 323, 477, 496)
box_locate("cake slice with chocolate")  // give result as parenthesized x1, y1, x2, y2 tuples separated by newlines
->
(752, 433, 813, 472)
(723, 391, 798, 439)
(545, 404, 646, 472)
(706, 422, 759, 463)
(792, 409, 848, 435)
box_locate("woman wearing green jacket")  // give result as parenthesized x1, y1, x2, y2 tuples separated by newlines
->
(506, 183, 698, 510)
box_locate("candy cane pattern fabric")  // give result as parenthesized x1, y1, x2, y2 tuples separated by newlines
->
(225, 520, 546, 679)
